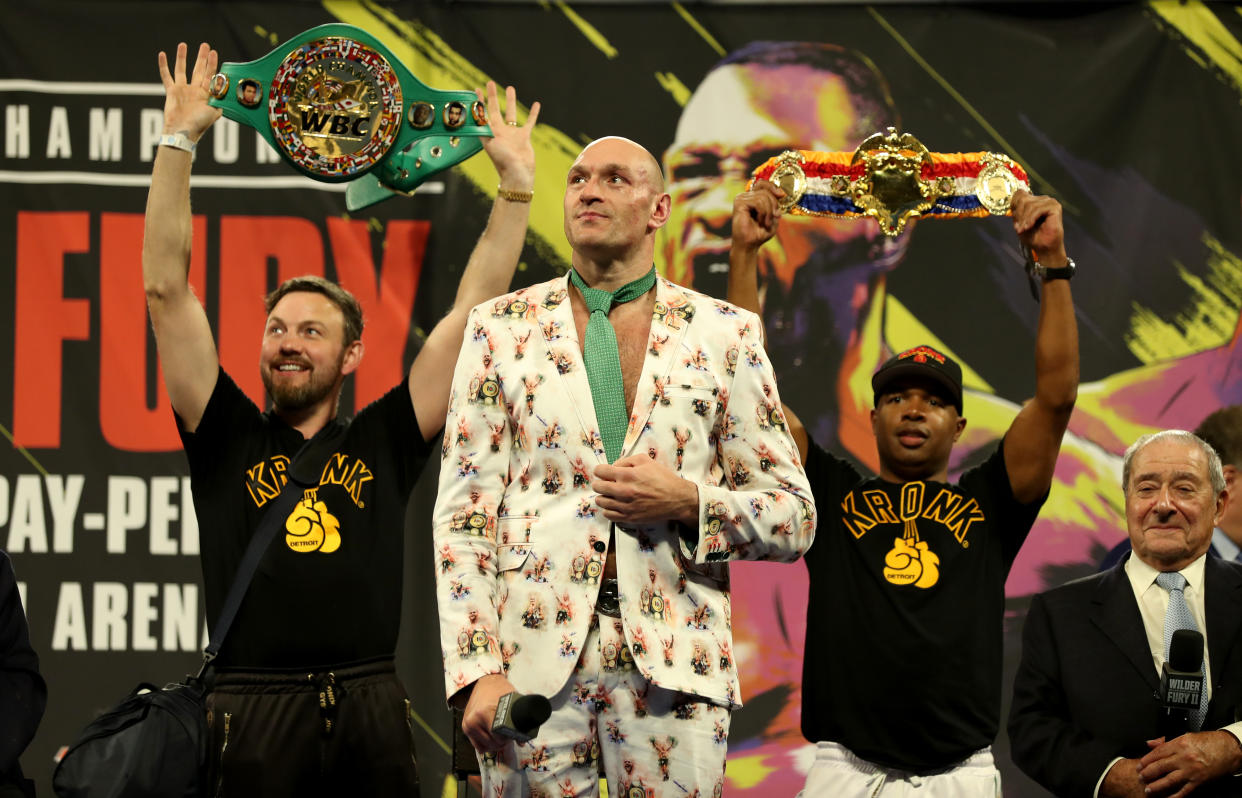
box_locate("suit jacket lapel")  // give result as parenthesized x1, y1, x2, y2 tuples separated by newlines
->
(536, 275, 606, 461)
(1204, 556, 1242, 693)
(1091, 560, 1160, 692)
(621, 277, 693, 459)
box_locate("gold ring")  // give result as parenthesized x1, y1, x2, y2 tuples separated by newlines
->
(506, 121, 518, 126)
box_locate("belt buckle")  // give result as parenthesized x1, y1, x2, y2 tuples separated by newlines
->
(596, 578, 620, 618)
(748, 127, 1030, 237)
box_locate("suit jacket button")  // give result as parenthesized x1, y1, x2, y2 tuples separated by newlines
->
(593, 540, 606, 553)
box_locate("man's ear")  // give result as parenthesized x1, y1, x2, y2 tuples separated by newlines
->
(648, 192, 672, 231)
(341, 339, 364, 375)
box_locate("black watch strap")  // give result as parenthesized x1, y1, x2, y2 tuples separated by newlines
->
(1033, 258, 1076, 281)
(1023, 254, 1075, 301)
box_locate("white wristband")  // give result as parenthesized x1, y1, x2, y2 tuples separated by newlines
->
(158, 133, 196, 154)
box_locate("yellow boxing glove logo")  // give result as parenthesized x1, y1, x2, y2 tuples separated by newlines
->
(285, 490, 342, 553)
(882, 522, 939, 588)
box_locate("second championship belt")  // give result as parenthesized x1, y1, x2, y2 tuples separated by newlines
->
(208, 23, 490, 211)
(750, 127, 1030, 236)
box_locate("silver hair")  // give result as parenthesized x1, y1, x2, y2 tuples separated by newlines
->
(1122, 429, 1226, 496)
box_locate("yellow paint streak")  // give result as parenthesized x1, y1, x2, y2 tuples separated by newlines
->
(0, 422, 48, 477)
(672, 2, 726, 57)
(866, 7, 1069, 212)
(1125, 233, 1242, 362)
(655, 71, 692, 107)
(885, 295, 994, 393)
(554, 1, 618, 59)
(322, 0, 577, 267)
(724, 753, 777, 789)
(1149, 1, 1242, 98)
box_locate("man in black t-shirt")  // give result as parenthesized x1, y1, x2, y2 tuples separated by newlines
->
(145, 42, 540, 797)
(730, 181, 1079, 795)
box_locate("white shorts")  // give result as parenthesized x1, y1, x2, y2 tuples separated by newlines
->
(797, 741, 1001, 798)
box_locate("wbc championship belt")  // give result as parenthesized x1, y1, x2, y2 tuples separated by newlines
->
(208, 23, 490, 211)
(748, 127, 1030, 237)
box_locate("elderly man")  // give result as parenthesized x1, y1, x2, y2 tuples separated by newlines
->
(433, 136, 815, 795)
(1009, 430, 1242, 797)
(1100, 405, 1242, 570)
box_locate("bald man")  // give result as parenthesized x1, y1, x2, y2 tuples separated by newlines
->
(432, 137, 815, 794)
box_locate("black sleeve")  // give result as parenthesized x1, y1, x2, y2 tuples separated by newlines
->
(176, 367, 264, 468)
(801, 436, 861, 567)
(348, 375, 430, 489)
(965, 437, 1048, 567)
(0, 552, 46, 778)
(1007, 592, 1122, 798)
(803, 436, 860, 505)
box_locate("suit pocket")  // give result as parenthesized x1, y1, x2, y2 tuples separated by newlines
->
(665, 376, 721, 399)
(495, 515, 538, 550)
(496, 543, 532, 573)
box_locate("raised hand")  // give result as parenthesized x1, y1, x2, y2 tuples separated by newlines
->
(731, 179, 785, 251)
(1011, 188, 1068, 266)
(156, 42, 222, 143)
(478, 80, 539, 192)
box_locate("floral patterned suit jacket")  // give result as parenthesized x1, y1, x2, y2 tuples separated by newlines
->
(432, 273, 815, 708)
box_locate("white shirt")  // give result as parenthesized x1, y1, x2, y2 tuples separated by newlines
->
(1093, 553, 1242, 796)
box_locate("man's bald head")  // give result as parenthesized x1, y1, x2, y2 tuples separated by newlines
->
(577, 136, 666, 194)
(564, 136, 672, 267)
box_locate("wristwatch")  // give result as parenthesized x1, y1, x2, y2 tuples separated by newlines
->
(1022, 249, 1075, 301)
(1029, 257, 1076, 282)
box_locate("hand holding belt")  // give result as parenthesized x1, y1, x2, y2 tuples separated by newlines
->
(207, 23, 491, 210)
(747, 127, 1030, 237)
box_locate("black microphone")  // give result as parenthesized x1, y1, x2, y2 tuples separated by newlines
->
(1160, 629, 1205, 738)
(491, 692, 552, 744)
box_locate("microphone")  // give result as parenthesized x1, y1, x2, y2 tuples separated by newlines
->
(1160, 629, 1205, 738)
(492, 692, 552, 744)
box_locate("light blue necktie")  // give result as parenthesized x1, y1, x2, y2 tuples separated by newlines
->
(1156, 571, 1208, 730)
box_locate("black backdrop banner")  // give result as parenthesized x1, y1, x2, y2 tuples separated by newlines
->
(3, 2, 1240, 795)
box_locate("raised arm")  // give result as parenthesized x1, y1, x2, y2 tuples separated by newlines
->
(143, 42, 223, 433)
(408, 82, 540, 441)
(1003, 190, 1079, 503)
(727, 180, 809, 461)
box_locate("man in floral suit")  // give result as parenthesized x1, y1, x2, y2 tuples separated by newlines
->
(433, 136, 816, 795)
